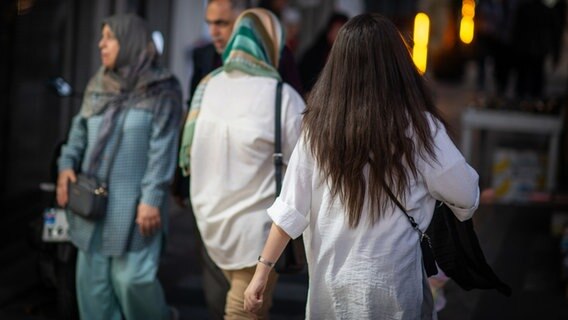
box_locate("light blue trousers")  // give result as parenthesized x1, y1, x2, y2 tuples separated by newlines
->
(76, 232, 170, 320)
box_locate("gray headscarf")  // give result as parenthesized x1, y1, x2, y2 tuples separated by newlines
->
(81, 13, 170, 117)
(103, 13, 158, 91)
(80, 14, 179, 175)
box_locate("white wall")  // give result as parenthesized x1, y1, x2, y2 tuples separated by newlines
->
(168, 0, 208, 106)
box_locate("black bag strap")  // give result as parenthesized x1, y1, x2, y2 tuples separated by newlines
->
(274, 81, 283, 197)
(389, 191, 438, 276)
(383, 185, 427, 240)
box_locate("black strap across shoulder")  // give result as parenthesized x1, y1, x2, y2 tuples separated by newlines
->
(274, 81, 283, 197)
(390, 194, 438, 277)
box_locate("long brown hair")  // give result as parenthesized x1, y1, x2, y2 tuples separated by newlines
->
(303, 13, 445, 228)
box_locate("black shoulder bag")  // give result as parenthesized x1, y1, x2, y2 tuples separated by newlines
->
(426, 201, 512, 296)
(273, 81, 306, 274)
(67, 110, 127, 220)
(394, 198, 511, 296)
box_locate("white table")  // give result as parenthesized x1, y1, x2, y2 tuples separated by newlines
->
(460, 107, 564, 191)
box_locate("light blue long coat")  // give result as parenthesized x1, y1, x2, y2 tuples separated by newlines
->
(58, 80, 182, 256)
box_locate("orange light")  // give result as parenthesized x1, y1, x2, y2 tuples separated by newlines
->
(413, 46, 428, 75)
(460, 17, 475, 44)
(414, 13, 430, 46)
(460, 0, 475, 44)
(413, 13, 430, 74)
(462, 0, 475, 18)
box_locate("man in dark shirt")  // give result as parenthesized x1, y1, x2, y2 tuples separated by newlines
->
(189, 0, 237, 97)
(178, 1, 303, 319)
(190, 0, 303, 99)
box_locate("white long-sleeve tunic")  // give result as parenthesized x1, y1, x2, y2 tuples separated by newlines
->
(267, 115, 480, 320)
(190, 72, 305, 270)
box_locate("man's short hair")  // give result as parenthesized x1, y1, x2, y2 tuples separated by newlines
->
(208, 0, 250, 13)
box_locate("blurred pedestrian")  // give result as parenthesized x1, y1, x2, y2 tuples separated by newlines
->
(474, 0, 502, 92)
(244, 13, 480, 319)
(56, 13, 182, 320)
(258, 0, 288, 18)
(511, 0, 560, 98)
(188, 0, 246, 97)
(173, 1, 303, 318)
(299, 12, 348, 93)
(178, 2, 248, 317)
(179, 8, 305, 319)
(549, 0, 567, 69)
(488, 0, 520, 97)
(281, 6, 302, 54)
(189, 0, 302, 99)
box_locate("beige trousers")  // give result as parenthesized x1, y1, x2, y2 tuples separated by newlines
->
(222, 266, 278, 319)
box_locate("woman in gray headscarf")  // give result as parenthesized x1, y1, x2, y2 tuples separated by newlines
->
(56, 14, 181, 320)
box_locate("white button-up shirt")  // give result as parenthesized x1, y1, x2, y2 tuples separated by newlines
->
(190, 71, 305, 270)
(268, 115, 479, 319)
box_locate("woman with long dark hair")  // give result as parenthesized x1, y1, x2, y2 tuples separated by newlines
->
(244, 13, 479, 319)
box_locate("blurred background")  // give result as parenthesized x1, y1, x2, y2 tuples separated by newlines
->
(0, 0, 567, 319)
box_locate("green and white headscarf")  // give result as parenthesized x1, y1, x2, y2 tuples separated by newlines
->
(179, 8, 284, 175)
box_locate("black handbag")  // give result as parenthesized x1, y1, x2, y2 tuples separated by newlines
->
(67, 110, 127, 220)
(395, 197, 511, 296)
(272, 81, 306, 274)
(67, 174, 108, 220)
(426, 201, 511, 296)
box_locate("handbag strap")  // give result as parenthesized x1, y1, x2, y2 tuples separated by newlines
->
(274, 81, 283, 197)
(387, 188, 427, 240)
(388, 187, 437, 277)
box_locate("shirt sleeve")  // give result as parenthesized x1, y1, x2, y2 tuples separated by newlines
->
(140, 89, 183, 208)
(267, 137, 313, 239)
(423, 117, 480, 221)
(57, 113, 88, 172)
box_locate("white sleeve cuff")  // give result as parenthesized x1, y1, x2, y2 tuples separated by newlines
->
(445, 186, 480, 221)
(267, 197, 309, 240)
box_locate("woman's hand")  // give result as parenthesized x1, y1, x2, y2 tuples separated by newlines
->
(480, 188, 495, 205)
(244, 267, 269, 314)
(136, 203, 161, 236)
(56, 169, 77, 207)
(244, 223, 292, 314)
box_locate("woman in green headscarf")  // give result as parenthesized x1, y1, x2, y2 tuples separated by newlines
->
(179, 8, 305, 319)
(56, 14, 181, 320)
